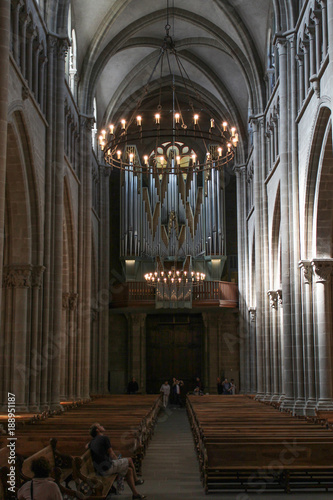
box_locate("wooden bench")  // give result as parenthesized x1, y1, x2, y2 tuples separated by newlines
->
(187, 395, 333, 493)
(72, 449, 118, 498)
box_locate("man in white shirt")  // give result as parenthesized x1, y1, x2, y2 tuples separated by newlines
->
(160, 380, 171, 407)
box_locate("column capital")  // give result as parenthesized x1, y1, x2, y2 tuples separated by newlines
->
(274, 34, 288, 53)
(80, 115, 95, 132)
(31, 265, 45, 288)
(62, 292, 70, 309)
(311, 259, 333, 283)
(267, 290, 278, 309)
(277, 288, 283, 307)
(299, 259, 312, 284)
(233, 164, 246, 177)
(2, 264, 33, 288)
(57, 38, 69, 61)
(69, 292, 78, 311)
(248, 307, 256, 322)
(47, 34, 58, 53)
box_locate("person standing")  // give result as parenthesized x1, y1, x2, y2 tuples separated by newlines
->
(127, 377, 139, 394)
(160, 380, 170, 408)
(222, 378, 231, 395)
(217, 377, 223, 395)
(172, 377, 184, 407)
(229, 379, 236, 394)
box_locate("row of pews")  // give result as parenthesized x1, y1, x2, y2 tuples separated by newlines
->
(0, 395, 161, 499)
(187, 395, 333, 494)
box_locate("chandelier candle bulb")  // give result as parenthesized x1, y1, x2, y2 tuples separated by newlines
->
(101, 129, 106, 139)
(222, 121, 228, 131)
(121, 119, 126, 129)
(210, 118, 215, 128)
(175, 113, 180, 123)
(117, 150, 122, 160)
(129, 153, 134, 163)
(218, 147, 222, 157)
(155, 113, 160, 124)
(136, 115, 142, 126)
(231, 127, 236, 135)
(144, 155, 148, 165)
(109, 124, 114, 135)
(194, 114, 199, 125)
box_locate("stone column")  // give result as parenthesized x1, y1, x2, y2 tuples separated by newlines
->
(50, 38, 68, 409)
(296, 53, 304, 105)
(276, 37, 294, 409)
(81, 117, 94, 400)
(19, 12, 28, 78)
(248, 307, 256, 393)
(289, 34, 305, 415)
(0, 0, 10, 314)
(60, 292, 70, 401)
(267, 291, 279, 401)
(40, 34, 56, 408)
(68, 292, 78, 400)
(311, 259, 333, 410)
(29, 266, 45, 411)
(261, 119, 271, 400)
(98, 167, 111, 394)
(234, 165, 247, 392)
(299, 260, 316, 414)
(322, 0, 328, 59)
(3, 265, 32, 411)
(128, 313, 146, 393)
(250, 116, 265, 399)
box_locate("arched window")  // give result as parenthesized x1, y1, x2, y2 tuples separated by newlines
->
(92, 98, 98, 152)
(65, 4, 78, 99)
(69, 29, 77, 95)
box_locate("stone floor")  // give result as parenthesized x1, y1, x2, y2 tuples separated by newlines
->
(122, 406, 333, 500)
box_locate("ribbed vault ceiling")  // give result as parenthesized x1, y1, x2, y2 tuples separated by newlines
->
(71, 0, 272, 139)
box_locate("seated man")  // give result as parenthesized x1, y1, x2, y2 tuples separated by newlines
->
(17, 457, 62, 499)
(88, 422, 146, 500)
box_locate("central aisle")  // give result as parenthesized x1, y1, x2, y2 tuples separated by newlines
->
(140, 407, 206, 499)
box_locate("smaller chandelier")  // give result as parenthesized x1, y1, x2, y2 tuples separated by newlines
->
(144, 268, 205, 287)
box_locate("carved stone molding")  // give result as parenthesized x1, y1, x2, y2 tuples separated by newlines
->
(62, 292, 70, 309)
(22, 85, 29, 101)
(69, 292, 78, 311)
(277, 289, 283, 307)
(31, 266, 46, 288)
(299, 260, 312, 285)
(248, 307, 256, 322)
(57, 38, 69, 61)
(311, 259, 333, 283)
(3, 265, 32, 288)
(267, 290, 278, 309)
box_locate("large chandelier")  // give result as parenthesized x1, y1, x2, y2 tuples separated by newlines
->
(144, 268, 205, 287)
(98, 12, 238, 174)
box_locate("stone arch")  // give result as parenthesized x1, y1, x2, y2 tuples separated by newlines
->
(313, 120, 333, 257)
(271, 184, 281, 288)
(0, 111, 43, 410)
(304, 106, 331, 257)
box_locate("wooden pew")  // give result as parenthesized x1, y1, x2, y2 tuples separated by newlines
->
(187, 395, 333, 493)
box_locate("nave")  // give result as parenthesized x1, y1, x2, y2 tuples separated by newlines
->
(1, 395, 333, 499)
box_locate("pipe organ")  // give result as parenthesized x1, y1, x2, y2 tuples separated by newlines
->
(120, 142, 227, 286)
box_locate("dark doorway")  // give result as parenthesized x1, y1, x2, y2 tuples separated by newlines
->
(146, 313, 203, 396)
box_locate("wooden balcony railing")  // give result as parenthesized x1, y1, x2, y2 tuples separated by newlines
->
(110, 281, 238, 309)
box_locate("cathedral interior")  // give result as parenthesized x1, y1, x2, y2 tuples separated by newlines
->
(3, 1, 333, 499)
(1, 0, 333, 419)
